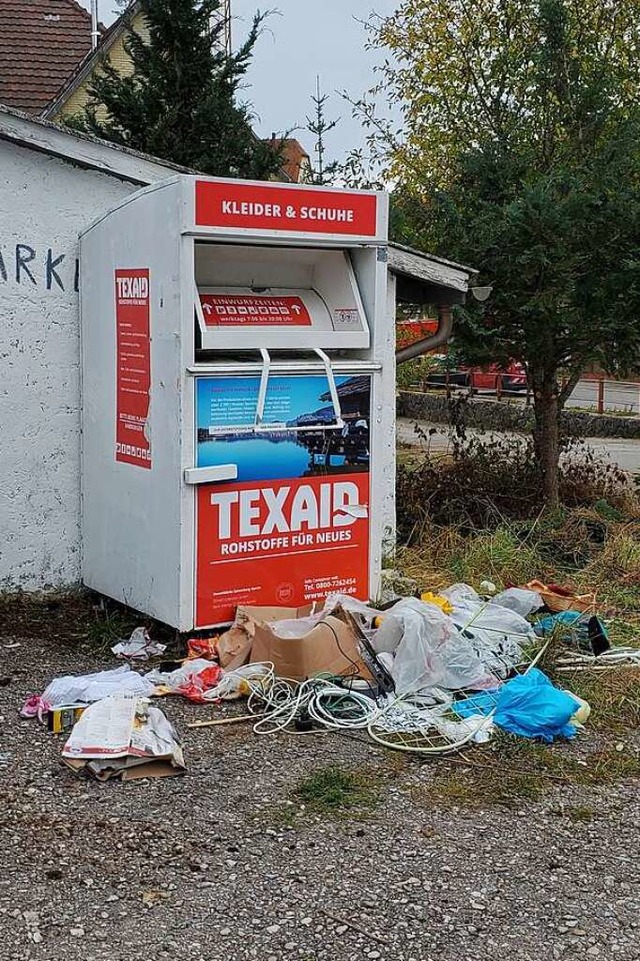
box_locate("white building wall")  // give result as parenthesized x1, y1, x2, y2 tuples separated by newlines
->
(0, 141, 146, 589)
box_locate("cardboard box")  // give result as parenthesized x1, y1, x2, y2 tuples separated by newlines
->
(243, 605, 371, 681)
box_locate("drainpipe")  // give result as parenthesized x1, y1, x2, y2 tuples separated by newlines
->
(396, 304, 454, 365)
(91, 0, 100, 50)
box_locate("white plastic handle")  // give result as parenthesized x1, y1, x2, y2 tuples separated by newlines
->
(314, 347, 345, 429)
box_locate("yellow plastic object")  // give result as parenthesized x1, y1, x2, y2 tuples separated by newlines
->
(373, 616, 385, 629)
(421, 592, 454, 615)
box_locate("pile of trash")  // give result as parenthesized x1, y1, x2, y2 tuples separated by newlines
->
(20, 579, 639, 773)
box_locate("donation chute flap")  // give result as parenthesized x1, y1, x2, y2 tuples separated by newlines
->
(243, 604, 371, 681)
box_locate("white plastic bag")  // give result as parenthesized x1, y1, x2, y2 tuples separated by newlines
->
(322, 593, 385, 620)
(378, 599, 497, 696)
(144, 659, 213, 691)
(491, 588, 543, 617)
(200, 663, 272, 701)
(111, 627, 167, 660)
(270, 616, 323, 639)
(40, 665, 155, 709)
(442, 583, 533, 679)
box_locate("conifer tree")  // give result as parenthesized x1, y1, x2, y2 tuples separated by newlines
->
(71, 0, 282, 179)
(305, 77, 339, 185)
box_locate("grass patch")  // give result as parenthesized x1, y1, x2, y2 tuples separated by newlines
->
(292, 765, 380, 815)
(449, 527, 547, 587)
(419, 735, 640, 810)
(546, 665, 640, 735)
(554, 804, 596, 822)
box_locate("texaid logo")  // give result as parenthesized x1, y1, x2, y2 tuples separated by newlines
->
(116, 274, 149, 303)
(207, 480, 369, 557)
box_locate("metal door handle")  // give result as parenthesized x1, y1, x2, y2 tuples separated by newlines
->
(184, 465, 238, 485)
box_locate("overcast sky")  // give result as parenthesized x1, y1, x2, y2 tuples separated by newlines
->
(81, 1, 399, 165)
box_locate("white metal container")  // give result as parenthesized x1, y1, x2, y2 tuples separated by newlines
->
(80, 175, 392, 630)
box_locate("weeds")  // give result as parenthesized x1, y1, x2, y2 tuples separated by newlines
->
(397, 429, 639, 541)
(420, 736, 640, 810)
(0, 588, 177, 654)
(292, 766, 379, 815)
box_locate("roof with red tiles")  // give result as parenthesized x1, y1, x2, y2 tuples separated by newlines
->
(0, 0, 95, 115)
(268, 138, 311, 184)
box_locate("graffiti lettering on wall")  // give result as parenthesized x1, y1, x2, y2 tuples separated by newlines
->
(0, 243, 78, 292)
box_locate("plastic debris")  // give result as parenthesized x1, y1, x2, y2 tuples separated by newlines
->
(111, 627, 166, 661)
(535, 611, 610, 656)
(441, 584, 532, 679)
(491, 587, 544, 617)
(479, 580, 497, 595)
(145, 659, 223, 703)
(186, 636, 219, 660)
(420, 592, 454, 614)
(21, 665, 155, 720)
(372, 598, 499, 696)
(555, 646, 640, 672)
(455, 668, 583, 742)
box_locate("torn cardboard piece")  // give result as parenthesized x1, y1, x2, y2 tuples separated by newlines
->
(216, 604, 322, 671)
(62, 695, 185, 781)
(243, 604, 371, 681)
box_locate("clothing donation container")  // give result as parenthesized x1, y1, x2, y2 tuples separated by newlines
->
(80, 176, 393, 630)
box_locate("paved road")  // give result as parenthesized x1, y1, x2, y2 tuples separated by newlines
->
(398, 418, 640, 475)
(567, 380, 640, 415)
(471, 379, 640, 414)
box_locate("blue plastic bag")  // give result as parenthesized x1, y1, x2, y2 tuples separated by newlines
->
(493, 669, 578, 742)
(452, 669, 578, 742)
(453, 690, 500, 719)
(535, 611, 610, 655)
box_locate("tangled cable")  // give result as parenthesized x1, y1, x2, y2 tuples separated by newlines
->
(233, 669, 381, 735)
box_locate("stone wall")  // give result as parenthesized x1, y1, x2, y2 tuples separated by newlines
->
(398, 390, 640, 439)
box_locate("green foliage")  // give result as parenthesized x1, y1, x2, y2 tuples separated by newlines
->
(363, 0, 640, 504)
(368, 0, 640, 190)
(396, 427, 637, 539)
(68, 0, 282, 179)
(396, 355, 441, 390)
(293, 766, 378, 813)
(304, 77, 340, 185)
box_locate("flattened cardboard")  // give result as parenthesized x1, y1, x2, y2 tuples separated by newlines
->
(61, 697, 185, 781)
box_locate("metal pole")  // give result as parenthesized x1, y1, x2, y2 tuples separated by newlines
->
(211, 0, 232, 55)
(90, 0, 99, 50)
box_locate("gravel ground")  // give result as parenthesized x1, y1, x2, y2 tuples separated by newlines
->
(2, 638, 640, 961)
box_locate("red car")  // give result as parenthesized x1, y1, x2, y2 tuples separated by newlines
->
(466, 363, 527, 392)
(426, 360, 528, 393)
(396, 322, 528, 393)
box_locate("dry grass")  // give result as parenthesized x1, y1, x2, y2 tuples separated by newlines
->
(419, 738, 640, 809)
(392, 466, 640, 811)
